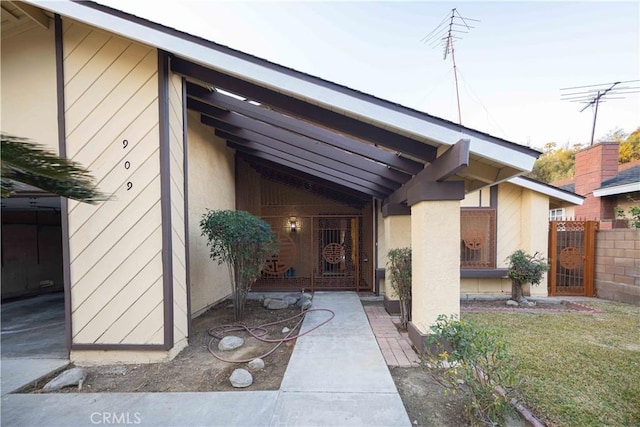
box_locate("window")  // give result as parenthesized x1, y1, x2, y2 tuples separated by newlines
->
(549, 208, 565, 221)
(460, 209, 496, 268)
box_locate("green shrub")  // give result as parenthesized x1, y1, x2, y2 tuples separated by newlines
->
(425, 314, 520, 426)
(200, 209, 278, 320)
(387, 247, 411, 328)
(506, 250, 549, 302)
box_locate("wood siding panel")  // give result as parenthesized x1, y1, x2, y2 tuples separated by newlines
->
(64, 22, 163, 345)
(497, 183, 522, 267)
(169, 72, 188, 342)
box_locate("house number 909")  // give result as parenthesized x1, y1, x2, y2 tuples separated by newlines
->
(123, 139, 132, 191)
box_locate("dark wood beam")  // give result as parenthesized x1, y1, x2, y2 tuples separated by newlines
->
(228, 140, 389, 198)
(237, 154, 372, 202)
(387, 139, 470, 204)
(190, 98, 407, 185)
(224, 133, 394, 195)
(172, 57, 437, 161)
(186, 82, 424, 175)
(203, 116, 398, 191)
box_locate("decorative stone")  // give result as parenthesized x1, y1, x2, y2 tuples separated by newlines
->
(506, 300, 519, 307)
(42, 367, 87, 392)
(297, 293, 313, 310)
(266, 299, 289, 310)
(229, 368, 253, 388)
(263, 298, 273, 308)
(284, 296, 299, 306)
(248, 358, 265, 370)
(282, 327, 291, 333)
(218, 336, 244, 351)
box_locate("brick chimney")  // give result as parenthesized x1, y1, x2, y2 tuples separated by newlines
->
(574, 142, 619, 220)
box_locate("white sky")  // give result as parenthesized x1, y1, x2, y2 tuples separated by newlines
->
(99, 0, 640, 150)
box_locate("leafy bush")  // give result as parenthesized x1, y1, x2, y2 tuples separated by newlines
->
(425, 315, 520, 426)
(506, 250, 549, 302)
(200, 210, 278, 320)
(387, 247, 411, 328)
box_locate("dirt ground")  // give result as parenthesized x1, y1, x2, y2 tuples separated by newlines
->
(28, 299, 304, 393)
(25, 297, 544, 425)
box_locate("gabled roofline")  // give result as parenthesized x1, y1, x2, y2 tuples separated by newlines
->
(31, 0, 540, 174)
(509, 176, 584, 205)
(593, 182, 640, 197)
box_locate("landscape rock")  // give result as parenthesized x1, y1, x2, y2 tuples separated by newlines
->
(284, 296, 299, 306)
(218, 336, 244, 351)
(266, 299, 289, 310)
(262, 298, 273, 308)
(297, 293, 313, 310)
(229, 368, 253, 388)
(282, 327, 291, 333)
(506, 300, 519, 307)
(42, 367, 87, 392)
(248, 358, 265, 370)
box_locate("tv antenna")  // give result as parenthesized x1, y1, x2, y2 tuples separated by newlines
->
(422, 8, 479, 125)
(560, 80, 640, 145)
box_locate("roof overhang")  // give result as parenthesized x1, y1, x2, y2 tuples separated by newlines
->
(30, 0, 541, 200)
(509, 176, 584, 205)
(593, 182, 640, 197)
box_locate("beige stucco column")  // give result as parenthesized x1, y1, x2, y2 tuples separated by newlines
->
(380, 212, 412, 309)
(406, 180, 464, 351)
(520, 189, 550, 296)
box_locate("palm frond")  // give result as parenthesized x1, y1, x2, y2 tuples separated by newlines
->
(1, 133, 107, 203)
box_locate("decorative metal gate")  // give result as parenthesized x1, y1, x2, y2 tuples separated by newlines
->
(255, 215, 364, 291)
(548, 220, 598, 296)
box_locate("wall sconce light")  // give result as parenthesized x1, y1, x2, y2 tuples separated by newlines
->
(289, 217, 298, 233)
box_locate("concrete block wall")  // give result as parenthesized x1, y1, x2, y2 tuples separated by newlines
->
(595, 229, 640, 305)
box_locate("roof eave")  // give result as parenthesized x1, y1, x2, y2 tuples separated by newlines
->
(509, 176, 585, 205)
(31, 0, 539, 176)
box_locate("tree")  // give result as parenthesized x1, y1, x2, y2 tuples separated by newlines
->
(200, 210, 278, 320)
(386, 247, 412, 329)
(1, 133, 104, 203)
(528, 142, 578, 183)
(506, 249, 549, 303)
(619, 127, 640, 164)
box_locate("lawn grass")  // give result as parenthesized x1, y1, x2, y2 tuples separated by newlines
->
(463, 300, 640, 427)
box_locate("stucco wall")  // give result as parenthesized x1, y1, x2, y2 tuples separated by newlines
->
(595, 229, 640, 305)
(380, 214, 412, 297)
(63, 20, 166, 345)
(1, 23, 58, 153)
(186, 110, 235, 316)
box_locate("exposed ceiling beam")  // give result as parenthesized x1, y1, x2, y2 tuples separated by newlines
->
(1, 4, 20, 21)
(186, 82, 425, 175)
(190, 98, 407, 185)
(238, 154, 372, 203)
(220, 129, 396, 194)
(10, 1, 48, 29)
(387, 139, 470, 204)
(172, 57, 438, 161)
(228, 140, 389, 198)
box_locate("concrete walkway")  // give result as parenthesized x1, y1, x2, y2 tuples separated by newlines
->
(1, 292, 411, 427)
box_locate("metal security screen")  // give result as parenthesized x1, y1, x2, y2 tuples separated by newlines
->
(460, 209, 496, 269)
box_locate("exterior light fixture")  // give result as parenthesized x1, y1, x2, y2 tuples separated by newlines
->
(289, 217, 298, 233)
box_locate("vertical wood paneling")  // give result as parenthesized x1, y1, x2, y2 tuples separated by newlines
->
(64, 21, 164, 345)
(169, 71, 188, 343)
(496, 183, 522, 266)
